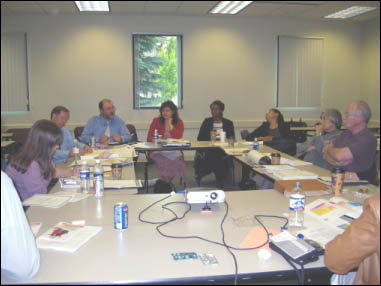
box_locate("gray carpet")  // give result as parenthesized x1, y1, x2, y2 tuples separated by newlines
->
(134, 159, 244, 193)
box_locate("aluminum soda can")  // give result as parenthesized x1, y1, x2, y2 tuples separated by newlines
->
(114, 202, 128, 230)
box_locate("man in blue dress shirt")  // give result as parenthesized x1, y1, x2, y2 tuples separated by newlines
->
(80, 99, 132, 144)
(51, 106, 92, 164)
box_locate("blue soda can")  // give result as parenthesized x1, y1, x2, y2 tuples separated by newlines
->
(114, 202, 128, 230)
(253, 142, 259, 150)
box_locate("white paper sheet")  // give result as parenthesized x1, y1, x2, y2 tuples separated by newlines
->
(37, 222, 102, 253)
(23, 194, 71, 208)
(273, 170, 318, 180)
(104, 179, 142, 189)
(54, 191, 91, 203)
(30, 222, 42, 237)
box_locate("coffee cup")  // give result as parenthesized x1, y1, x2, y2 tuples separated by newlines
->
(271, 153, 281, 165)
(331, 168, 345, 196)
(111, 163, 123, 180)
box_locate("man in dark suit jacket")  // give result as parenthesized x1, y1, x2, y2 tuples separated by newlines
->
(195, 100, 235, 189)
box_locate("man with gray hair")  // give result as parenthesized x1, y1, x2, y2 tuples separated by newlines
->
(297, 108, 342, 169)
(323, 101, 377, 184)
(80, 99, 132, 144)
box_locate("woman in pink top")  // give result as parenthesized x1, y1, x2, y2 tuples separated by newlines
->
(7, 120, 78, 201)
(147, 101, 186, 185)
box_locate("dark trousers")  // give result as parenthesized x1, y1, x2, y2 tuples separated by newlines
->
(194, 149, 231, 188)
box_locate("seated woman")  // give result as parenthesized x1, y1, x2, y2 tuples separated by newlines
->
(246, 108, 292, 145)
(195, 100, 235, 189)
(297, 109, 342, 169)
(241, 109, 294, 189)
(6, 120, 79, 201)
(147, 101, 186, 185)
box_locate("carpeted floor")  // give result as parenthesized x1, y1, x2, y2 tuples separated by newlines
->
(134, 159, 244, 193)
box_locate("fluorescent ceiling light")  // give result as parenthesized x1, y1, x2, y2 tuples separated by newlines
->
(209, 1, 253, 14)
(325, 6, 378, 19)
(75, 1, 109, 12)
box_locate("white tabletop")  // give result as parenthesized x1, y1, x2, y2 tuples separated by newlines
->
(4, 190, 337, 285)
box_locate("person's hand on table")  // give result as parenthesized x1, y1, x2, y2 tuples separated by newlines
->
(98, 136, 109, 143)
(111, 134, 122, 142)
(306, 145, 316, 152)
(83, 145, 93, 154)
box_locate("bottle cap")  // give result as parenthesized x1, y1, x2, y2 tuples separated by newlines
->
(297, 233, 304, 239)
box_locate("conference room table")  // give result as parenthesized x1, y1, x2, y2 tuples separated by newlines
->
(3, 141, 380, 285)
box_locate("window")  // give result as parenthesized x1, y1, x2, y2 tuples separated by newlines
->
(133, 34, 182, 109)
(277, 36, 323, 108)
(1, 32, 30, 112)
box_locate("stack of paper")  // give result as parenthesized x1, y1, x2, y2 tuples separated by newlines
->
(255, 164, 297, 173)
(299, 198, 364, 247)
(273, 170, 318, 180)
(162, 139, 191, 147)
(280, 157, 313, 166)
(223, 147, 250, 155)
(23, 194, 72, 208)
(104, 179, 142, 189)
(53, 191, 91, 203)
(37, 222, 102, 253)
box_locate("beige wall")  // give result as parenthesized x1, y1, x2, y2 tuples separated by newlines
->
(1, 15, 379, 141)
(361, 18, 380, 121)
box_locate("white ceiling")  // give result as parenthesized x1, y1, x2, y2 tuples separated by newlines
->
(1, 1, 380, 22)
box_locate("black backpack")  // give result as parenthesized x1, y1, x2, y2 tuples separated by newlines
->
(153, 179, 173, 194)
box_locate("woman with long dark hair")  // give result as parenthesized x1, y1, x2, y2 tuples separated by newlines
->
(7, 120, 79, 201)
(246, 108, 290, 142)
(147, 101, 186, 184)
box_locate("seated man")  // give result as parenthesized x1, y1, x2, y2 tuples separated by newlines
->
(323, 101, 377, 184)
(51, 106, 92, 164)
(80, 99, 132, 145)
(1, 171, 40, 280)
(297, 109, 342, 169)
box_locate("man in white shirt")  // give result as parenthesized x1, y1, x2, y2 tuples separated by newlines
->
(1, 171, 40, 281)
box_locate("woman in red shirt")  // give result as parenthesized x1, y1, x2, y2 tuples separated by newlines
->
(147, 101, 186, 185)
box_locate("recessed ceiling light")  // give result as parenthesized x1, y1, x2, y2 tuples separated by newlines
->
(75, 1, 110, 12)
(209, 1, 253, 15)
(325, 6, 378, 19)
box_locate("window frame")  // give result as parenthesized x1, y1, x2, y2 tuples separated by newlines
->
(132, 33, 183, 110)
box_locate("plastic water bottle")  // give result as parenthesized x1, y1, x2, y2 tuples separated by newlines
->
(73, 139, 80, 165)
(153, 129, 159, 145)
(93, 159, 104, 198)
(80, 161, 90, 193)
(289, 182, 305, 229)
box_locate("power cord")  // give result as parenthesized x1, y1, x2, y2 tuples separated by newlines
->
(138, 195, 289, 285)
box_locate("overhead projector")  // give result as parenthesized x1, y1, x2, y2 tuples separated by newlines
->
(185, 189, 225, 204)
